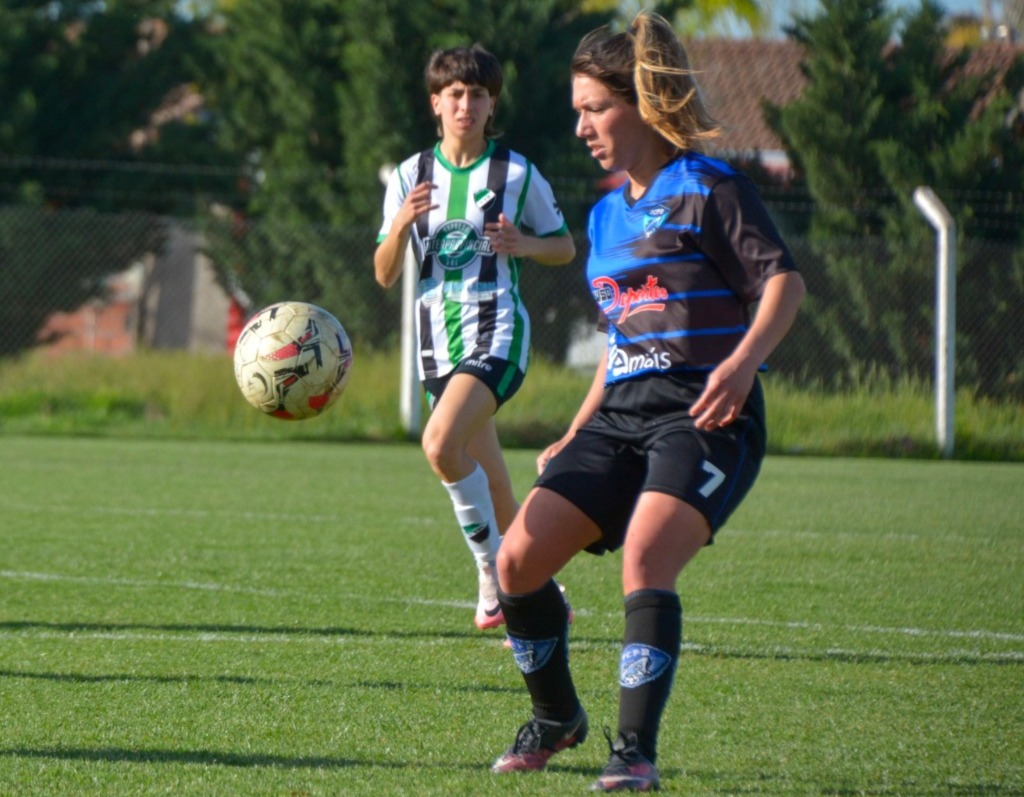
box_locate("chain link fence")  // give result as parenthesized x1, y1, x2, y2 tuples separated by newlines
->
(2, 201, 1022, 401)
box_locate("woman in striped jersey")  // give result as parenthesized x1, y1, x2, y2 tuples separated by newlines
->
(374, 45, 575, 632)
(490, 11, 806, 792)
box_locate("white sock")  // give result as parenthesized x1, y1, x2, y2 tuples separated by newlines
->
(442, 464, 500, 568)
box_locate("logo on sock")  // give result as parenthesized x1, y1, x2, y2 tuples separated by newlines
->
(508, 637, 558, 674)
(462, 522, 490, 544)
(619, 643, 674, 688)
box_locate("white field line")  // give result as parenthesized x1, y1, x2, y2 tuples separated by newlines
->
(4, 498, 1017, 544)
(685, 614, 1024, 643)
(0, 630, 1020, 665)
(0, 500, 348, 524)
(2, 569, 1022, 648)
(1, 499, 435, 524)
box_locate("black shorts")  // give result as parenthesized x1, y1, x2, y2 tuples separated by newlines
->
(536, 379, 766, 554)
(422, 356, 525, 411)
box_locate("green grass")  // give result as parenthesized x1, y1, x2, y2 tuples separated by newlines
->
(1, 436, 1021, 796)
(1, 349, 1023, 460)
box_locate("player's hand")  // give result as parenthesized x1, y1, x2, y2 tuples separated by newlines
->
(485, 213, 526, 255)
(536, 437, 570, 474)
(396, 181, 438, 229)
(689, 357, 756, 431)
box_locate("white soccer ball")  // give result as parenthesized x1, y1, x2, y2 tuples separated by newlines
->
(233, 301, 353, 420)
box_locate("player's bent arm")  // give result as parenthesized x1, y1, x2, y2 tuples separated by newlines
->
(689, 270, 806, 430)
(733, 270, 806, 368)
(523, 232, 576, 265)
(567, 352, 607, 435)
(375, 181, 438, 288)
(373, 227, 411, 289)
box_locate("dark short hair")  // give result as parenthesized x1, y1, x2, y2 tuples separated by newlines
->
(425, 45, 503, 97)
(425, 45, 504, 137)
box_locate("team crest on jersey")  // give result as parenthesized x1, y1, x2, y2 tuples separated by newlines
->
(619, 643, 674, 688)
(643, 204, 671, 237)
(425, 220, 493, 270)
(473, 188, 497, 210)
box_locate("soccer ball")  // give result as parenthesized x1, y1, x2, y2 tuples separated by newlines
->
(233, 301, 353, 420)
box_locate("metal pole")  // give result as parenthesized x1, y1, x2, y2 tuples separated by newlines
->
(912, 186, 956, 459)
(379, 163, 422, 438)
(399, 243, 421, 437)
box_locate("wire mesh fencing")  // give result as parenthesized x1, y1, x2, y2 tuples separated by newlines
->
(2, 203, 1022, 401)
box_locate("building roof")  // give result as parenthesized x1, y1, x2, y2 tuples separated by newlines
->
(685, 37, 1024, 159)
(687, 38, 806, 158)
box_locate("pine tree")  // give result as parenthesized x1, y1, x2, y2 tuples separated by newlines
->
(765, 0, 1024, 396)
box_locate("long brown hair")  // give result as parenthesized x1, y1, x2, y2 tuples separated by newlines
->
(571, 11, 719, 153)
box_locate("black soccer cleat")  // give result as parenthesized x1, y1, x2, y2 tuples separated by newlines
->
(590, 730, 661, 792)
(491, 705, 589, 773)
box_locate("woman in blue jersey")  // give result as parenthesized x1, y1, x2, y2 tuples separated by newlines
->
(490, 12, 806, 792)
(374, 46, 575, 632)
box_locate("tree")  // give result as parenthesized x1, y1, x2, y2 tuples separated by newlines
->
(764, 0, 1024, 396)
(0, 1, 229, 214)
(0, 2, 228, 359)
(199, 0, 614, 350)
(0, 205, 160, 356)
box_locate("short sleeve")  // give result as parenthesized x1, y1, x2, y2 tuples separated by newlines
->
(377, 161, 413, 242)
(699, 175, 798, 304)
(520, 165, 568, 238)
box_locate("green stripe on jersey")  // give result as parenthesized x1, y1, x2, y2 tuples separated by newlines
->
(506, 256, 526, 368)
(443, 167, 470, 365)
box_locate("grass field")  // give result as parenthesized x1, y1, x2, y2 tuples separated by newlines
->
(2, 435, 1022, 796)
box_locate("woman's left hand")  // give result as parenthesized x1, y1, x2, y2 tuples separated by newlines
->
(485, 213, 525, 256)
(691, 271, 806, 432)
(689, 357, 756, 431)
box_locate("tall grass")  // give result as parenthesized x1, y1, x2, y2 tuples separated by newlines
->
(0, 348, 1021, 460)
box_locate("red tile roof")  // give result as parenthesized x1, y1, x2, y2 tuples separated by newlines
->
(687, 38, 806, 156)
(685, 38, 1024, 157)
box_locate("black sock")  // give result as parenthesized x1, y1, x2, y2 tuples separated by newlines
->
(499, 579, 578, 723)
(616, 589, 682, 763)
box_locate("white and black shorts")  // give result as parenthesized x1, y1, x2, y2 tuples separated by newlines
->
(422, 356, 525, 411)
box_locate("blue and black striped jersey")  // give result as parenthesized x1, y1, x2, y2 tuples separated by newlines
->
(586, 154, 798, 386)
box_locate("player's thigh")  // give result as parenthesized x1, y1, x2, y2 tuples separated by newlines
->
(498, 487, 601, 595)
(535, 428, 647, 553)
(644, 421, 763, 535)
(621, 492, 711, 594)
(422, 373, 497, 454)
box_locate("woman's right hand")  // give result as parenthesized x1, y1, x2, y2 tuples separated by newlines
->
(536, 435, 571, 474)
(396, 181, 437, 229)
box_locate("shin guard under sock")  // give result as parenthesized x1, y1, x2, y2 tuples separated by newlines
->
(441, 464, 500, 567)
(616, 589, 682, 763)
(499, 579, 578, 722)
